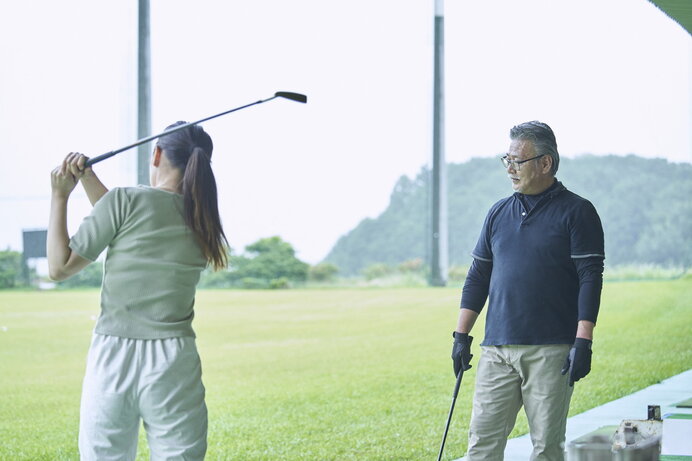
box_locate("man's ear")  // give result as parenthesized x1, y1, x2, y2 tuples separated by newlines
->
(152, 146, 162, 167)
(541, 155, 553, 174)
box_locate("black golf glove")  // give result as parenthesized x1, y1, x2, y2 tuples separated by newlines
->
(561, 338, 592, 386)
(451, 332, 473, 377)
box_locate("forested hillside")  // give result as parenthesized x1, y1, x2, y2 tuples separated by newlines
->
(324, 155, 692, 275)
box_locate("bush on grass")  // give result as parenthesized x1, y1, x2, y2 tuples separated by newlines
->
(0, 250, 25, 288)
(308, 262, 339, 282)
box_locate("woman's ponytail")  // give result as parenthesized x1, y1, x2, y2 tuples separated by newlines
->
(157, 122, 229, 270)
(182, 147, 228, 270)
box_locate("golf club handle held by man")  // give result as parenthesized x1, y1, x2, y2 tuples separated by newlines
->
(84, 91, 307, 167)
(452, 363, 464, 398)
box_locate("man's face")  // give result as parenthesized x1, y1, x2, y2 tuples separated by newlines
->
(506, 139, 552, 195)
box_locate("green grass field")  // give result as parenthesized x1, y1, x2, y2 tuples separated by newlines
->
(1, 279, 690, 460)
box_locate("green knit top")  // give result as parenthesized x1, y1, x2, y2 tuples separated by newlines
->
(70, 186, 207, 339)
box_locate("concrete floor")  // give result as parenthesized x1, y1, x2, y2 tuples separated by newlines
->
(454, 368, 692, 461)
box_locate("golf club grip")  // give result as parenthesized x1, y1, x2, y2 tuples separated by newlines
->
(453, 335, 471, 397)
(85, 151, 117, 167)
(452, 368, 464, 398)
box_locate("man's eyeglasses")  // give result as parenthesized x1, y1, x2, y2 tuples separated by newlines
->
(500, 154, 545, 171)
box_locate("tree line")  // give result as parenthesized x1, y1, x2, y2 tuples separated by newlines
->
(2, 154, 689, 289)
(0, 237, 339, 289)
(324, 155, 692, 275)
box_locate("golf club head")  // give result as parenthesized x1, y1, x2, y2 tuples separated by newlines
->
(275, 91, 307, 104)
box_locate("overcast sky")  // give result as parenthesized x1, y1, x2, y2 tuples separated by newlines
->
(1, 0, 690, 264)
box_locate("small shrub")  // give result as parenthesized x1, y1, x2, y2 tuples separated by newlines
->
(230, 237, 309, 287)
(604, 264, 687, 281)
(198, 269, 235, 288)
(240, 277, 269, 289)
(269, 277, 290, 289)
(362, 263, 393, 281)
(448, 265, 469, 283)
(0, 250, 25, 289)
(361, 272, 427, 287)
(309, 263, 339, 282)
(398, 258, 424, 273)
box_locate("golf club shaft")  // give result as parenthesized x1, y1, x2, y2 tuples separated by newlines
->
(437, 369, 464, 461)
(85, 91, 306, 167)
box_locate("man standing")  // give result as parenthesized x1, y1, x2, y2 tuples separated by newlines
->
(451, 121, 605, 461)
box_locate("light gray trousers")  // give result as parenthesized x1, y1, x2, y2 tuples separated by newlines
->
(79, 334, 208, 461)
(467, 345, 573, 461)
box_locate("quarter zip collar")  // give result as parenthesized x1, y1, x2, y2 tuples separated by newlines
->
(515, 179, 563, 200)
(515, 180, 565, 219)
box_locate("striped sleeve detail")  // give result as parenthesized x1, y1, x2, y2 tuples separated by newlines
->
(471, 252, 493, 262)
(571, 253, 605, 259)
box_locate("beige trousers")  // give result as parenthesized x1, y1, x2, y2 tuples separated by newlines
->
(466, 345, 573, 461)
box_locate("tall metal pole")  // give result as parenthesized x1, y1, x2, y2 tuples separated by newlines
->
(137, 0, 151, 185)
(430, 0, 448, 286)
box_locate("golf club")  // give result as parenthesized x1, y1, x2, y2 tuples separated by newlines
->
(437, 337, 472, 461)
(84, 91, 307, 167)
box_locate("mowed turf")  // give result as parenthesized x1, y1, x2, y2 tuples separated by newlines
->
(0, 279, 690, 460)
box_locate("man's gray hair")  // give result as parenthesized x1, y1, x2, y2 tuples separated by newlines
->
(510, 121, 560, 175)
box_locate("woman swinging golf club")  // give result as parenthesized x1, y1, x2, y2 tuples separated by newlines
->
(48, 122, 227, 460)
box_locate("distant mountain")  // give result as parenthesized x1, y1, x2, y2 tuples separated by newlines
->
(324, 155, 692, 275)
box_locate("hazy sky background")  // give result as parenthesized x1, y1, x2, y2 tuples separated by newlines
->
(1, 0, 690, 265)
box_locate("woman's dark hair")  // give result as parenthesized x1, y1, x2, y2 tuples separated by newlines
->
(156, 121, 228, 270)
